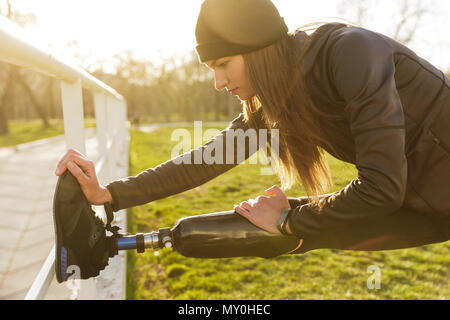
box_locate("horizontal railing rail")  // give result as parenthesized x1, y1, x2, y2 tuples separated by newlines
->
(0, 15, 123, 100)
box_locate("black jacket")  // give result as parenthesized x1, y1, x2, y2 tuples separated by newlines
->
(106, 23, 450, 252)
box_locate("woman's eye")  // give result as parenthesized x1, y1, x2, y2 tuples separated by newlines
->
(219, 61, 228, 68)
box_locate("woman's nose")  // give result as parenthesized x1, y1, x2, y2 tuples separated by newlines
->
(214, 71, 228, 91)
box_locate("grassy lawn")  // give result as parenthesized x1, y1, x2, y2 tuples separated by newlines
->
(0, 118, 96, 148)
(126, 125, 450, 300)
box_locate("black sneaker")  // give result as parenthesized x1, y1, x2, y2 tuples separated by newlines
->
(53, 170, 121, 283)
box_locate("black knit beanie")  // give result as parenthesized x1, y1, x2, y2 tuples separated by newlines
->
(195, 0, 289, 63)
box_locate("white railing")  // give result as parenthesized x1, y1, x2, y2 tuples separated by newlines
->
(0, 15, 128, 299)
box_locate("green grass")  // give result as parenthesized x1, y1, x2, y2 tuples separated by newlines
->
(0, 118, 96, 148)
(126, 126, 450, 300)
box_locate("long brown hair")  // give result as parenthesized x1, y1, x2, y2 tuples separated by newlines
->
(242, 21, 356, 208)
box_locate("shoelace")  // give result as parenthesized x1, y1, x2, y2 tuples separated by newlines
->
(103, 202, 123, 236)
(100, 203, 124, 257)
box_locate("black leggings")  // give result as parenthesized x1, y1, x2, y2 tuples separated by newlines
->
(287, 197, 450, 254)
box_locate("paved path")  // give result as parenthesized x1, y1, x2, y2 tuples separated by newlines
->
(0, 128, 128, 299)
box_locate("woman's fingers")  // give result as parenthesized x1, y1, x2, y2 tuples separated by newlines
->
(265, 185, 290, 208)
(240, 201, 252, 211)
(236, 196, 269, 212)
(264, 185, 283, 197)
(66, 160, 89, 184)
(55, 150, 72, 175)
(233, 187, 290, 235)
(65, 155, 98, 187)
(70, 154, 95, 176)
(57, 148, 83, 166)
(255, 195, 269, 203)
(234, 201, 251, 217)
(53, 149, 108, 205)
(234, 205, 251, 220)
(54, 149, 79, 175)
(55, 149, 88, 176)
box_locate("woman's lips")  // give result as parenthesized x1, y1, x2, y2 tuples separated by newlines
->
(230, 88, 238, 95)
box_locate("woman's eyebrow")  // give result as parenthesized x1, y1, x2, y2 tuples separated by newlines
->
(208, 60, 217, 68)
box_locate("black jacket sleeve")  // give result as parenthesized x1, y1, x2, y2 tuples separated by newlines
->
(106, 112, 262, 211)
(288, 28, 408, 238)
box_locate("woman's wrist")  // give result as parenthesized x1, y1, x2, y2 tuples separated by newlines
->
(277, 208, 294, 236)
(285, 220, 293, 235)
(284, 208, 294, 235)
(96, 186, 113, 205)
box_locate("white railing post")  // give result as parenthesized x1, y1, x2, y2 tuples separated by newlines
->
(60, 79, 86, 155)
(106, 96, 118, 180)
(94, 92, 110, 183)
(60, 78, 98, 299)
(117, 100, 128, 166)
(120, 101, 128, 167)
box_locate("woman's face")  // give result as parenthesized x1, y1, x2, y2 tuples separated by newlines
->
(205, 55, 255, 100)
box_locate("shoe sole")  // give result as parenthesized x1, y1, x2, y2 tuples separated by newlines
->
(53, 171, 69, 283)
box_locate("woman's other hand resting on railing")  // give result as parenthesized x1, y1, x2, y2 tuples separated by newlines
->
(54, 148, 113, 205)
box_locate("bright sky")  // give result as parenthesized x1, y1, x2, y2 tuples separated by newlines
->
(6, 0, 450, 73)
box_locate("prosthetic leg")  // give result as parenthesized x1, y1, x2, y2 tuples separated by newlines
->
(53, 171, 302, 283)
(113, 209, 303, 258)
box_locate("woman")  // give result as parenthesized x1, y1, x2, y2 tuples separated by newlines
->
(55, 0, 450, 254)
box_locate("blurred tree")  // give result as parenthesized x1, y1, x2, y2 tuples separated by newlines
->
(0, 63, 14, 135)
(391, 0, 432, 45)
(94, 49, 241, 124)
(337, 0, 380, 27)
(0, 0, 37, 27)
(338, 0, 438, 45)
(15, 70, 50, 128)
(112, 51, 155, 119)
